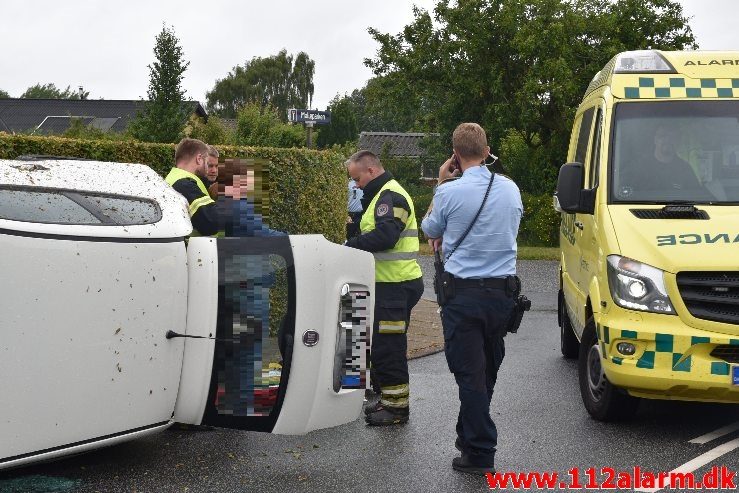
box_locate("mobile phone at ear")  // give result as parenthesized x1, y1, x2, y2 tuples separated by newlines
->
(450, 153, 460, 172)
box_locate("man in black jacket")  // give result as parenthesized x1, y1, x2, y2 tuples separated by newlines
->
(345, 150, 424, 426)
(165, 138, 219, 236)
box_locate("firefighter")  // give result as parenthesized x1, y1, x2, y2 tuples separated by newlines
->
(165, 138, 218, 236)
(345, 150, 424, 426)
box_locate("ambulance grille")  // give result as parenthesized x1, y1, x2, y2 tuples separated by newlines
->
(676, 272, 739, 325)
(630, 208, 709, 220)
(711, 346, 739, 364)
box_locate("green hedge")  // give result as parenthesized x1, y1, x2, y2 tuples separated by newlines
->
(520, 193, 560, 247)
(0, 134, 347, 243)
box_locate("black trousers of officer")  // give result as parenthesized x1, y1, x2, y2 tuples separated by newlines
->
(441, 285, 514, 466)
(371, 277, 424, 406)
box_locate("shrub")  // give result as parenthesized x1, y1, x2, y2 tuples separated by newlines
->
(519, 192, 560, 247)
(185, 114, 229, 145)
(234, 103, 306, 148)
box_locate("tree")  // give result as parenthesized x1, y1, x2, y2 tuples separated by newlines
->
(206, 49, 315, 119)
(233, 102, 305, 148)
(20, 83, 88, 99)
(317, 95, 358, 148)
(365, 0, 697, 193)
(129, 25, 190, 143)
(347, 76, 424, 132)
(186, 115, 230, 145)
(0, 89, 9, 99)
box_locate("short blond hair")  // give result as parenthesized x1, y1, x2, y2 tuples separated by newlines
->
(452, 123, 488, 160)
(348, 150, 383, 170)
(175, 138, 209, 165)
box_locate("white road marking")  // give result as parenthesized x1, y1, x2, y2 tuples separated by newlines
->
(689, 421, 739, 445)
(634, 436, 739, 493)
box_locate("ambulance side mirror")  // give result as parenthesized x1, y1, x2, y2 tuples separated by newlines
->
(555, 162, 595, 215)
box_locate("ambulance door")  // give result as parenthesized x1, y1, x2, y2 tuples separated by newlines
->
(562, 107, 596, 332)
(578, 103, 606, 321)
(173, 235, 374, 434)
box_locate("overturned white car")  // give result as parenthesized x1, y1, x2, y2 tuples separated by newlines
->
(0, 158, 373, 470)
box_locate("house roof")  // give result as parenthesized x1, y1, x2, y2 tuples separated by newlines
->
(358, 132, 439, 157)
(219, 118, 238, 131)
(0, 99, 207, 135)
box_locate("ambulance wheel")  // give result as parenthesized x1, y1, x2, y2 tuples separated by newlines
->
(559, 290, 579, 359)
(578, 320, 639, 421)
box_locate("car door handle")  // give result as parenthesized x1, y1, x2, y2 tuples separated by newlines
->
(574, 221, 584, 230)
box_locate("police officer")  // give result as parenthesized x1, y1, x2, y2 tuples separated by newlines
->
(346, 172, 364, 240)
(345, 150, 424, 426)
(165, 138, 218, 236)
(421, 123, 522, 474)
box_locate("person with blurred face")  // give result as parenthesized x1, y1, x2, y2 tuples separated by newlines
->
(625, 124, 701, 192)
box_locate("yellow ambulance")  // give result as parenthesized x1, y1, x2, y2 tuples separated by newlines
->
(554, 50, 739, 420)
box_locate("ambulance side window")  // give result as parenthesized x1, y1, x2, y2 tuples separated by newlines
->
(574, 108, 595, 165)
(588, 108, 603, 189)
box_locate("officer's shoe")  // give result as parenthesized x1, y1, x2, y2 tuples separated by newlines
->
(364, 399, 382, 416)
(364, 405, 409, 426)
(451, 455, 495, 476)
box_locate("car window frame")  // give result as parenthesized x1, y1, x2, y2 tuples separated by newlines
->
(0, 185, 162, 226)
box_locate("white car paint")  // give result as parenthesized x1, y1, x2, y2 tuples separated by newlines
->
(0, 158, 374, 470)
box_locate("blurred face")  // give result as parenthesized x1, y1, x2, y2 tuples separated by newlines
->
(206, 156, 218, 182)
(224, 170, 254, 200)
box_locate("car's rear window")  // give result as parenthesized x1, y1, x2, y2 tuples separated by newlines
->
(0, 187, 162, 226)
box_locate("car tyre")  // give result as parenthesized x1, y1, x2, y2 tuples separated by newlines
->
(578, 318, 639, 421)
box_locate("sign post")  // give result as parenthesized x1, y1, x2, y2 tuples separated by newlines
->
(287, 109, 331, 148)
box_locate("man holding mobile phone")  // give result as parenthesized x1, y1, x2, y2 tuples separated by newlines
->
(422, 123, 523, 475)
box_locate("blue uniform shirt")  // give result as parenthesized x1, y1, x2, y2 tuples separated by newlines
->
(348, 179, 364, 213)
(421, 165, 523, 279)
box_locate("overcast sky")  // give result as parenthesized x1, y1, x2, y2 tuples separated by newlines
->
(0, 0, 735, 110)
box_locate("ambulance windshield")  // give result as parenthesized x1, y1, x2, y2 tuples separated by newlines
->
(611, 100, 739, 204)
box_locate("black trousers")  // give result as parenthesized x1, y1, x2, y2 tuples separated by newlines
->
(370, 278, 424, 406)
(441, 286, 514, 466)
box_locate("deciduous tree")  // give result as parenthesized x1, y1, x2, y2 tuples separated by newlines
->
(317, 95, 358, 148)
(206, 50, 315, 119)
(365, 0, 697, 193)
(20, 83, 88, 99)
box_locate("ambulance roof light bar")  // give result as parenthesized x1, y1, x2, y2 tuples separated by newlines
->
(613, 50, 676, 74)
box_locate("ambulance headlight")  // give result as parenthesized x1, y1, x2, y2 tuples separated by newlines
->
(607, 255, 675, 314)
(613, 50, 676, 73)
